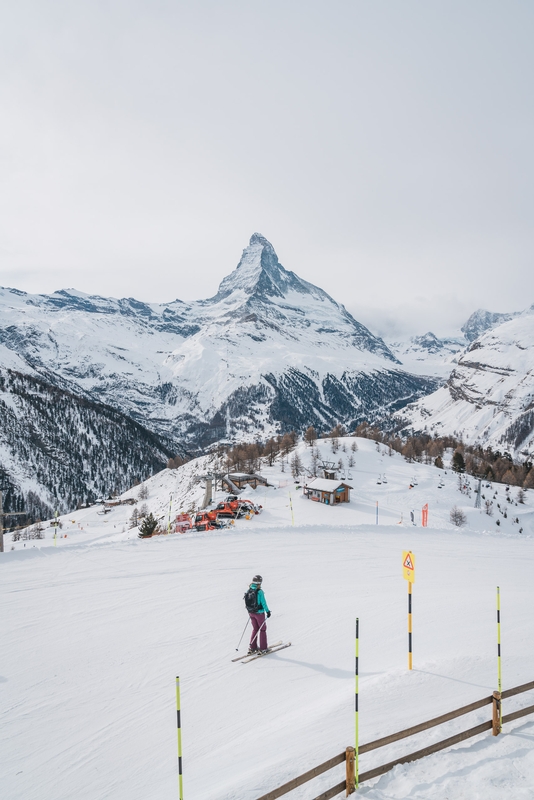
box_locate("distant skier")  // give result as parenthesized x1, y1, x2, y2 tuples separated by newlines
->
(244, 574, 271, 654)
(410, 509, 416, 526)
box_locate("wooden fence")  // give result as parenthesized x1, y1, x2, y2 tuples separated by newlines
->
(255, 679, 534, 800)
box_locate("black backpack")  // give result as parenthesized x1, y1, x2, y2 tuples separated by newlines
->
(244, 587, 259, 613)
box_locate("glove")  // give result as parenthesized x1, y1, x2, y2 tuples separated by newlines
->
(267, 611, 271, 618)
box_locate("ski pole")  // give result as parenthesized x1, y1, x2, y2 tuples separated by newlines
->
(250, 616, 270, 649)
(235, 618, 250, 651)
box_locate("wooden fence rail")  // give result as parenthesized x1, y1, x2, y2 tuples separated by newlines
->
(254, 679, 534, 800)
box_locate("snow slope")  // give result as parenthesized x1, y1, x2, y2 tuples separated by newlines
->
(2, 438, 534, 799)
(400, 309, 534, 456)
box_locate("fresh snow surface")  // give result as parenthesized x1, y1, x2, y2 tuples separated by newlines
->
(2, 437, 534, 800)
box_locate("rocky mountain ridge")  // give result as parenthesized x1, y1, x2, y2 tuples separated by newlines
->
(399, 307, 534, 456)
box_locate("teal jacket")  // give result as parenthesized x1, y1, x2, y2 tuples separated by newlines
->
(250, 583, 270, 614)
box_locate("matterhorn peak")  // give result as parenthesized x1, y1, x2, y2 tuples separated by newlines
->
(216, 233, 299, 300)
(249, 232, 275, 250)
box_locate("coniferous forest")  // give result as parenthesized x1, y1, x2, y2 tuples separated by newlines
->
(0, 369, 177, 521)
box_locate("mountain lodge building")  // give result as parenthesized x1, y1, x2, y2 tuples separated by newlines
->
(303, 461, 353, 505)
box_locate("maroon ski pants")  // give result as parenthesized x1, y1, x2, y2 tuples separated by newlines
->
(249, 612, 267, 650)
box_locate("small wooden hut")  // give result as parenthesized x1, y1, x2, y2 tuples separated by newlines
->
(224, 473, 269, 490)
(302, 477, 353, 505)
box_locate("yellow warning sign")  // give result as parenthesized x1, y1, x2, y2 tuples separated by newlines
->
(403, 550, 415, 583)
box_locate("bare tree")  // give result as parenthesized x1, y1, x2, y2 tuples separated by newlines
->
(304, 426, 317, 447)
(330, 424, 346, 438)
(290, 452, 304, 479)
(450, 506, 467, 527)
(264, 437, 279, 466)
(280, 433, 295, 457)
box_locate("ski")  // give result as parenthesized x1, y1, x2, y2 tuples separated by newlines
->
(232, 641, 283, 662)
(241, 642, 291, 663)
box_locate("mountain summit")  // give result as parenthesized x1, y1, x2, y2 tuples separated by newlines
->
(212, 233, 396, 361)
(217, 233, 319, 300)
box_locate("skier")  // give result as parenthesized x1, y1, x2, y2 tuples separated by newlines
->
(245, 574, 271, 654)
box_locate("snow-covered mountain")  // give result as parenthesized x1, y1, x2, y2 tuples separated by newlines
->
(461, 308, 519, 342)
(399, 307, 534, 456)
(387, 332, 465, 378)
(0, 234, 437, 454)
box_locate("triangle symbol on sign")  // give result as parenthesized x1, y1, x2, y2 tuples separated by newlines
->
(404, 554, 413, 569)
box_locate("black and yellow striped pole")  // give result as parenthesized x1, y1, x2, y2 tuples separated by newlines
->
(355, 618, 359, 790)
(497, 587, 502, 732)
(402, 551, 415, 670)
(176, 676, 184, 799)
(408, 583, 413, 671)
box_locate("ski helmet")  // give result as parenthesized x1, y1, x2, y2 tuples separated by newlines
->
(252, 574, 263, 583)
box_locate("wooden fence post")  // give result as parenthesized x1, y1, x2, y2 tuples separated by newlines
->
(345, 747, 355, 795)
(492, 691, 501, 736)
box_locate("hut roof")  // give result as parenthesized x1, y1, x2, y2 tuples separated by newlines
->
(304, 478, 353, 491)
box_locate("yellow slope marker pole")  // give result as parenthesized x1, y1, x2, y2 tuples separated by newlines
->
(402, 551, 415, 670)
(176, 676, 184, 799)
(167, 492, 173, 535)
(497, 587, 502, 731)
(355, 618, 359, 791)
(408, 582, 413, 671)
(289, 492, 294, 526)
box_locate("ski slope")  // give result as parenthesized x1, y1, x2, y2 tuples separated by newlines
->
(2, 438, 534, 799)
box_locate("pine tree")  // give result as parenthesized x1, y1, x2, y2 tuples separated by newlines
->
(452, 451, 466, 473)
(139, 513, 158, 538)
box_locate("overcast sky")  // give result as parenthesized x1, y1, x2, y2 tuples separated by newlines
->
(1, 1, 533, 338)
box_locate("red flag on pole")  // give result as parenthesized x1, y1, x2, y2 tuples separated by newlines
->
(421, 504, 428, 527)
